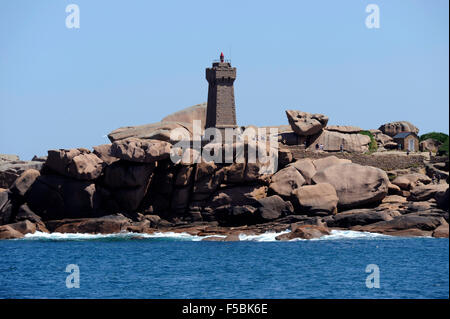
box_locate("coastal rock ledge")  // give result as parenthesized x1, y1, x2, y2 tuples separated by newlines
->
(1, 105, 448, 240)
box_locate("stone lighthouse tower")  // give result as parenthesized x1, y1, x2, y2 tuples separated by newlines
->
(205, 52, 238, 130)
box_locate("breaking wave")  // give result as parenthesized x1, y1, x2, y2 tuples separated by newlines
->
(22, 231, 209, 242)
(238, 230, 291, 241)
(20, 229, 393, 242)
(313, 230, 392, 240)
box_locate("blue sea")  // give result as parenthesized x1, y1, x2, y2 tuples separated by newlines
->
(0, 230, 448, 299)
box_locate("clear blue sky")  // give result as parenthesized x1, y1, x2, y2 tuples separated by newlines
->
(1, 0, 448, 160)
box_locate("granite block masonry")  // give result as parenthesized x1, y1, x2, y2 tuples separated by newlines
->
(205, 52, 238, 130)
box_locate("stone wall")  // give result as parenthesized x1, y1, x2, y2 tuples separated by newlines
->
(285, 146, 426, 171)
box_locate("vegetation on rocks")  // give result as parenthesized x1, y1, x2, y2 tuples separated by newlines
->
(420, 132, 449, 156)
(360, 130, 378, 152)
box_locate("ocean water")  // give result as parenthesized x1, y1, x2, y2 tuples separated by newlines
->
(0, 230, 448, 299)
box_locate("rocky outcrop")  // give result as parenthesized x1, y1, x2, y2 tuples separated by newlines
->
(433, 224, 449, 238)
(103, 161, 155, 211)
(388, 183, 402, 195)
(327, 209, 397, 228)
(255, 195, 294, 222)
(435, 188, 449, 211)
(0, 190, 12, 225)
(292, 183, 338, 216)
(46, 149, 104, 180)
(93, 144, 119, 165)
(286, 110, 328, 136)
(425, 161, 449, 181)
(382, 195, 406, 204)
(391, 173, 431, 190)
(288, 158, 316, 184)
(408, 184, 448, 202)
(26, 175, 100, 220)
(278, 148, 293, 168)
(307, 130, 371, 153)
(175, 165, 195, 187)
(312, 163, 389, 209)
(0, 215, 46, 239)
(9, 169, 40, 197)
(192, 162, 222, 197)
(103, 162, 154, 189)
(14, 204, 48, 232)
(325, 126, 362, 134)
(0, 154, 20, 162)
(419, 138, 442, 153)
(354, 214, 447, 237)
(0, 224, 24, 239)
(6, 220, 37, 235)
(214, 205, 258, 226)
(2, 103, 448, 240)
(31, 155, 47, 162)
(110, 138, 171, 163)
(161, 103, 206, 127)
(378, 121, 419, 137)
(276, 224, 331, 240)
(0, 158, 43, 189)
(108, 103, 206, 143)
(108, 121, 192, 143)
(370, 130, 397, 150)
(269, 166, 305, 197)
(311, 156, 351, 172)
(208, 185, 267, 210)
(45, 215, 132, 234)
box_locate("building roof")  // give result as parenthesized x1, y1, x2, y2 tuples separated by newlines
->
(393, 132, 417, 139)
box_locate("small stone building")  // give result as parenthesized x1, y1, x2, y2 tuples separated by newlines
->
(393, 132, 419, 152)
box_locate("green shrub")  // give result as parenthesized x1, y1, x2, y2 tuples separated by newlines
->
(420, 132, 449, 156)
(438, 137, 449, 156)
(419, 132, 448, 143)
(360, 130, 378, 152)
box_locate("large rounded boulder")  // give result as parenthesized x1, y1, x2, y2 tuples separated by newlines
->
(269, 166, 305, 197)
(378, 121, 419, 137)
(292, 183, 338, 216)
(391, 173, 431, 191)
(307, 130, 371, 153)
(288, 158, 316, 184)
(255, 195, 294, 222)
(312, 156, 351, 172)
(161, 103, 206, 127)
(107, 103, 206, 143)
(285, 110, 328, 136)
(312, 163, 389, 209)
(419, 138, 442, 153)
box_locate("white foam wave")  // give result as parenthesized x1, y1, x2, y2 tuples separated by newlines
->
(21, 229, 393, 242)
(238, 230, 291, 242)
(22, 231, 209, 241)
(317, 230, 392, 240)
(239, 229, 392, 241)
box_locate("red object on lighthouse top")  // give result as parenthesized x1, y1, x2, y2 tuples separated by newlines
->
(220, 52, 224, 63)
